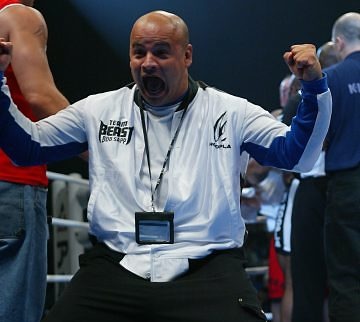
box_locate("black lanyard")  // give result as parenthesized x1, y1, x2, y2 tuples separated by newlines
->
(139, 91, 193, 212)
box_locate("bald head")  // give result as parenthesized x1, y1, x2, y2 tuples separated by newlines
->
(129, 10, 193, 106)
(332, 12, 360, 59)
(332, 12, 360, 43)
(131, 11, 189, 48)
(317, 41, 339, 69)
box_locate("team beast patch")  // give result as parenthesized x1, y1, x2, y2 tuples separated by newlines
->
(99, 120, 134, 144)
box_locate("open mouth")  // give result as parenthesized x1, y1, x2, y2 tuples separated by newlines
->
(143, 76, 165, 96)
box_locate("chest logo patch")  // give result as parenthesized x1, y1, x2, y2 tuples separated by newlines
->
(99, 119, 134, 144)
(209, 112, 231, 149)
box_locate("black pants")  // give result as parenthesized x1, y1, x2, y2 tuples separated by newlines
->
(291, 176, 328, 322)
(325, 166, 360, 322)
(43, 243, 267, 322)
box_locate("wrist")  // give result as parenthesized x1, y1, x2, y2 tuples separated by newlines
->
(300, 73, 328, 94)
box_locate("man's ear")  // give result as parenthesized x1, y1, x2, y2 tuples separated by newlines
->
(184, 44, 193, 67)
(335, 36, 345, 52)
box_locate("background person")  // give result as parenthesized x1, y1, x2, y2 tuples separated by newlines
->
(323, 12, 360, 322)
(290, 41, 339, 322)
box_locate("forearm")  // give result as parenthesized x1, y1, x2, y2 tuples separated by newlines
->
(25, 87, 69, 119)
(286, 75, 331, 172)
(0, 73, 87, 165)
(243, 75, 331, 172)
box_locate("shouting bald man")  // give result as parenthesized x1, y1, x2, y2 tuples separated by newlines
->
(0, 10, 331, 322)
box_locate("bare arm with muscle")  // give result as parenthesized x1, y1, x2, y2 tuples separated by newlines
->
(0, 4, 69, 118)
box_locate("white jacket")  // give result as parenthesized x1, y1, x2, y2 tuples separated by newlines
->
(0, 75, 331, 281)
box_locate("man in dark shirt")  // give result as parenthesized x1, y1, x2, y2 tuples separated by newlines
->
(323, 12, 360, 322)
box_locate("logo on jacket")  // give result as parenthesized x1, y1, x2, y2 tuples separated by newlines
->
(99, 119, 133, 144)
(209, 112, 231, 149)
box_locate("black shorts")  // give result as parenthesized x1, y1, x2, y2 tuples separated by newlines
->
(274, 178, 299, 255)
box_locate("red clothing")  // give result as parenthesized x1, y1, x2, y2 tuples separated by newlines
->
(0, 0, 48, 186)
(267, 236, 285, 300)
(0, 0, 19, 6)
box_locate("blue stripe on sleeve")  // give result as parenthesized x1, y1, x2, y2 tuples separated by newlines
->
(241, 77, 325, 170)
(0, 116, 87, 166)
(0, 80, 87, 166)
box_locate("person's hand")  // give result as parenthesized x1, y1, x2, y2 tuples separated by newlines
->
(0, 39, 12, 72)
(283, 44, 322, 81)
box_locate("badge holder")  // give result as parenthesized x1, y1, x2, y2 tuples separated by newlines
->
(135, 212, 174, 244)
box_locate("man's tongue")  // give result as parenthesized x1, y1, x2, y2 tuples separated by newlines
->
(144, 76, 164, 95)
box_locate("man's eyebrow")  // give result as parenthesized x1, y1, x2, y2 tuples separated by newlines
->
(131, 40, 171, 48)
(153, 41, 171, 48)
(131, 41, 143, 48)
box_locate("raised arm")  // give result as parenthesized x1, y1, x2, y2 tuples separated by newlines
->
(0, 5, 69, 118)
(242, 44, 331, 173)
